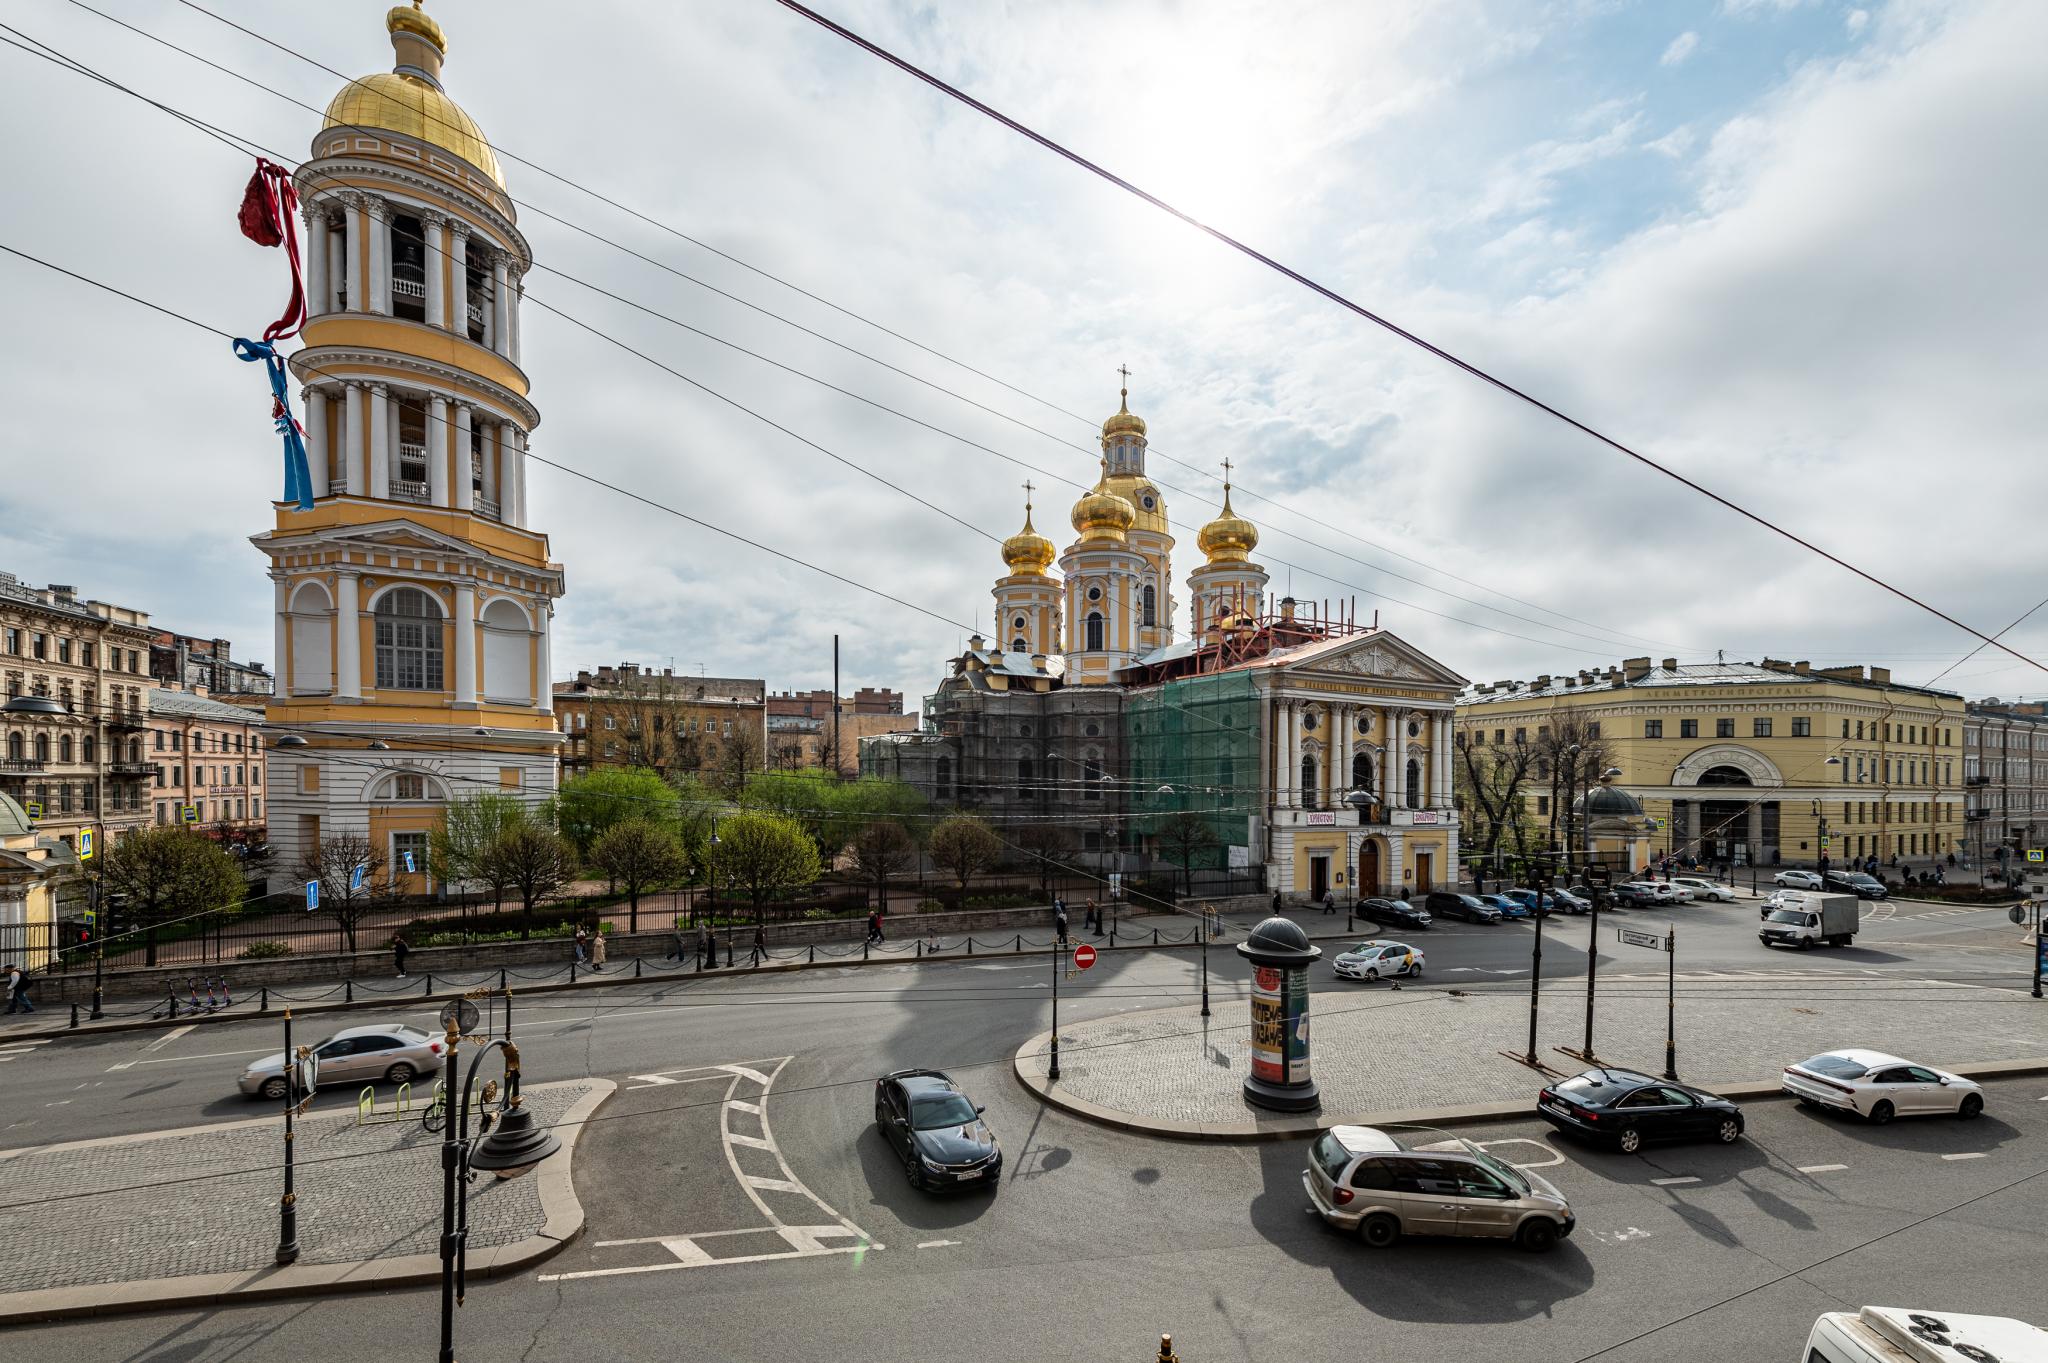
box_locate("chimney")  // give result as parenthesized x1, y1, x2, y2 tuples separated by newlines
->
(1793, 660, 1811, 675)
(1279, 597, 1297, 622)
(1535, 675, 1551, 688)
(1869, 666, 1891, 685)
(1624, 657, 1652, 681)
(1660, 658, 1678, 672)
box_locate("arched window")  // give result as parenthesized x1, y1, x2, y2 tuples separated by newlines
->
(374, 588, 444, 691)
(58, 734, 72, 763)
(1085, 611, 1104, 651)
(1352, 750, 1374, 794)
(1018, 757, 1033, 785)
(6, 733, 20, 762)
(1300, 755, 1319, 810)
(1405, 758, 1421, 808)
(34, 734, 49, 763)
(480, 598, 533, 703)
(1011, 637, 1028, 653)
(1142, 583, 1157, 627)
(1083, 757, 1105, 801)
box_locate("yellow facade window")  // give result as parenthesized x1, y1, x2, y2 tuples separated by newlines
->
(499, 766, 522, 789)
(299, 765, 320, 794)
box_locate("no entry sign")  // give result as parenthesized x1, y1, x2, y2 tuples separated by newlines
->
(1072, 943, 1097, 970)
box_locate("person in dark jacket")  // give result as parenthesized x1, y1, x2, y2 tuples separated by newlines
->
(391, 936, 410, 978)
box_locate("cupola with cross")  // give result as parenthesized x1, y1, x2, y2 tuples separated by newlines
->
(1188, 459, 1269, 640)
(993, 483, 1062, 662)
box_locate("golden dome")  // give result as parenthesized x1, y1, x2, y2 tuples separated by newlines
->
(1000, 504, 1057, 575)
(1102, 386, 1147, 440)
(1099, 472, 1169, 536)
(1071, 482, 1136, 541)
(322, 6, 502, 188)
(386, 3, 446, 50)
(1197, 483, 1258, 562)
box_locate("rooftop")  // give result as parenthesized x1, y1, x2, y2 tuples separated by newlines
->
(147, 687, 267, 724)
(1461, 657, 1962, 707)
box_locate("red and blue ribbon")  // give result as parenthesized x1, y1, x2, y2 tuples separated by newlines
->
(235, 158, 313, 509)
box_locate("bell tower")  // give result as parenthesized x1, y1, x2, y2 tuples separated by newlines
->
(993, 484, 1060, 662)
(253, 2, 564, 893)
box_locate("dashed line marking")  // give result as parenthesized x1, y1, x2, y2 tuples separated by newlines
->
(1798, 1164, 1849, 1174)
(916, 1239, 961, 1249)
(1942, 1152, 1988, 1161)
(1651, 1176, 1701, 1186)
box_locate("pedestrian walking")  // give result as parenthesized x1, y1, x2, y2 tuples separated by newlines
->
(573, 928, 589, 966)
(667, 921, 687, 961)
(1271, 889, 1283, 914)
(590, 928, 608, 972)
(752, 924, 766, 965)
(1321, 888, 1336, 916)
(867, 910, 885, 944)
(391, 935, 410, 978)
(1473, 867, 1486, 895)
(4, 964, 33, 1015)
(1055, 904, 1069, 945)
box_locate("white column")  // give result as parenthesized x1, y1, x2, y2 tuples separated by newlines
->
(427, 394, 450, 507)
(367, 200, 391, 315)
(369, 384, 392, 498)
(506, 426, 527, 528)
(343, 382, 366, 495)
(303, 207, 329, 319)
(301, 387, 329, 498)
(508, 267, 523, 365)
(1278, 699, 1296, 808)
(536, 606, 552, 713)
(423, 215, 447, 330)
(491, 258, 510, 358)
(1382, 710, 1396, 806)
(480, 420, 499, 505)
(1437, 714, 1454, 806)
(1337, 705, 1354, 798)
(334, 572, 362, 700)
(344, 196, 368, 311)
(1391, 711, 1408, 809)
(272, 577, 289, 693)
(449, 224, 470, 337)
(452, 403, 475, 512)
(453, 582, 477, 707)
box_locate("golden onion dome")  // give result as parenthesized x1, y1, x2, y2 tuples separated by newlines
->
(1099, 473, 1169, 536)
(321, 5, 503, 188)
(1000, 504, 1057, 575)
(386, 3, 445, 49)
(1197, 483, 1259, 562)
(1101, 386, 1147, 440)
(1071, 483, 1136, 541)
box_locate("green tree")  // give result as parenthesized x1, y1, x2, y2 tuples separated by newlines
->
(705, 810, 821, 925)
(1152, 811, 1220, 897)
(481, 818, 577, 917)
(552, 767, 679, 860)
(740, 769, 841, 854)
(589, 817, 688, 932)
(847, 819, 915, 913)
(927, 814, 1001, 893)
(289, 831, 394, 955)
(428, 792, 527, 911)
(98, 826, 246, 964)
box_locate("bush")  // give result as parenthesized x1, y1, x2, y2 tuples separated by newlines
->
(240, 941, 293, 960)
(408, 919, 604, 949)
(964, 893, 1036, 911)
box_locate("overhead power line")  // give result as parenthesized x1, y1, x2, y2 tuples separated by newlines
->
(766, 0, 2047, 679)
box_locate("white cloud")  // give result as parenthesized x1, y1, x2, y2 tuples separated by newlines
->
(1661, 30, 1701, 65)
(1847, 9, 1872, 35)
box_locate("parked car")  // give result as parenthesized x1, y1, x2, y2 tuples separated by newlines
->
(1480, 893, 1532, 920)
(1499, 888, 1565, 916)
(1825, 871, 1890, 901)
(874, 1069, 1002, 1189)
(1545, 887, 1593, 914)
(1537, 1068, 1745, 1153)
(1806, 1306, 2047, 1363)
(1303, 1124, 1574, 1252)
(1358, 897, 1432, 930)
(1426, 891, 1503, 924)
(1671, 877, 1737, 903)
(1775, 870, 1825, 890)
(1612, 882, 1660, 908)
(239, 1023, 443, 1099)
(1333, 940, 1425, 982)
(1782, 1050, 1984, 1124)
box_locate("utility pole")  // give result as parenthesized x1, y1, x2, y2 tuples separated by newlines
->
(1525, 860, 1545, 1063)
(1663, 923, 1678, 1081)
(832, 634, 842, 779)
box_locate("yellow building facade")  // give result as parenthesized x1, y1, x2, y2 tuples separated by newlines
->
(253, 5, 563, 896)
(1457, 658, 1967, 872)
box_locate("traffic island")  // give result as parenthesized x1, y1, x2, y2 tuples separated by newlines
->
(1011, 978, 2048, 1142)
(0, 1078, 613, 1325)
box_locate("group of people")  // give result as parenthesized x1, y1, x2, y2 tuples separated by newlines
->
(1050, 898, 1110, 942)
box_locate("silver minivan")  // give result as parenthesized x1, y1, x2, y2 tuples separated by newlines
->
(1302, 1125, 1575, 1252)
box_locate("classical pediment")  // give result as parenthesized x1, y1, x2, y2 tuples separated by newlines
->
(1286, 631, 1467, 689)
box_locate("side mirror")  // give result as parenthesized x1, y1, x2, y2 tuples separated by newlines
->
(975, 1104, 986, 1115)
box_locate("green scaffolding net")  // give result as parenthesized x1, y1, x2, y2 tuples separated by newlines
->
(1122, 670, 1261, 873)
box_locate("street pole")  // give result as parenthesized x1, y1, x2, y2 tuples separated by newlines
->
(1048, 936, 1062, 1082)
(88, 876, 104, 1020)
(1526, 864, 1544, 1062)
(438, 1019, 461, 1363)
(1582, 882, 1600, 1059)
(1201, 903, 1212, 1019)
(276, 1007, 299, 1266)
(1663, 923, 1678, 1081)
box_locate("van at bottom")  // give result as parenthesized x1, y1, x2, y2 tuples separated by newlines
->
(1805, 1306, 2047, 1363)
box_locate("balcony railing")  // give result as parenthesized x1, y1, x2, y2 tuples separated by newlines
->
(0, 759, 44, 774)
(1966, 774, 1991, 787)
(475, 495, 501, 521)
(107, 761, 152, 777)
(103, 711, 145, 731)
(393, 276, 426, 301)
(392, 479, 432, 505)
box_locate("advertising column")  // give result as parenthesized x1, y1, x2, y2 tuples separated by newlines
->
(1237, 915, 1322, 1112)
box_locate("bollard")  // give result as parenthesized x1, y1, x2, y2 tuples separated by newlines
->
(499, 967, 508, 991)
(726, 941, 734, 968)
(635, 956, 643, 978)
(260, 987, 269, 1013)
(346, 980, 354, 1003)
(808, 945, 815, 964)
(1157, 1334, 1181, 1363)
(1154, 928, 1160, 946)
(424, 974, 433, 995)
(570, 961, 577, 984)
(1348, 911, 1354, 932)
(167, 987, 179, 1019)
(916, 940, 922, 959)
(864, 939, 870, 961)
(69, 1002, 79, 1029)
(1015, 934, 1022, 953)
(967, 938, 973, 956)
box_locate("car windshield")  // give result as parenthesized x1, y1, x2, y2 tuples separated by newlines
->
(1470, 1148, 1531, 1197)
(1557, 1072, 1632, 1103)
(910, 1093, 978, 1129)
(1766, 909, 1815, 925)
(1800, 1054, 1871, 1080)
(1349, 943, 1383, 955)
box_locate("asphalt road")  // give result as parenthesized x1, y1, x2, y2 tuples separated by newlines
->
(3, 891, 2044, 1360)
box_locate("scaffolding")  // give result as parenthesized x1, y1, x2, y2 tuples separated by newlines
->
(1123, 670, 1262, 873)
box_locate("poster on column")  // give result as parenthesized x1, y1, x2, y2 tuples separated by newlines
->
(1285, 968, 1312, 1084)
(1249, 966, 1285, 1083)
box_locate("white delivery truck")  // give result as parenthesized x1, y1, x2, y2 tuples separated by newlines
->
(1805, 1305, 2048, 1363)
(1759, 892, 1860, 949)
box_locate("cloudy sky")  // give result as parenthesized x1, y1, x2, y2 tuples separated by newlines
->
(2, 0, 2043, 708)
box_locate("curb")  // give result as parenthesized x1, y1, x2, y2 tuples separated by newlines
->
(0, 921, 1369, 1045)
(0, 1078, 615, 1326)
(1010, 1023, 2048, 1144)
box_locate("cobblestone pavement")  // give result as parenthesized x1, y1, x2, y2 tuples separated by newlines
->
(1019, 972, 2048, 1128)
(0, 1080, 600, 1293)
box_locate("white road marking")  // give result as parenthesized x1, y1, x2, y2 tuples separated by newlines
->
(623, 1073, 732, 1092)
(0, 1040, 51, 1050)
(131, 1047, 275, 1067)
(658, 1238, 714, 1267)
(1797, 1164, 1849, 1174)
(43, 1099, 71, 1107)
(1942, 1152, 1988, 1161)
(142, 1025, 195, 1054)
(1651, 1176, 1701, 1186)
(917, 1239, 961, 1249)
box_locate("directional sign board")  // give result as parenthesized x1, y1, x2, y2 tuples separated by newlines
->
(349, 863, 366, 893)
(1618, 927, 1668, 951)
(403, 850, 416, 874)
(305, 879, 320, 911)
(1073, 943, 1097, 970)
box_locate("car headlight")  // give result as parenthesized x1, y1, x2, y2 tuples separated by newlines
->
(921, 1155, 945, 1170)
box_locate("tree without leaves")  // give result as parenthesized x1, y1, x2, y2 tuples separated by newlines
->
(1454, 729, 1538, 873)
(1534, 717, 1613, 865)
(927, 814, 1001, 891)
(428, 792, 527, 911)
(704, 810, 821, 924)
(481, 819, 578, 917)
(1011, 822, 1075, 897)
(1152, 810, 1220, 897)
(589, 817, 688, 932)
(847, 819, 915, 913)
(706, 722, 765, 800)
(290, 831, 393, 955)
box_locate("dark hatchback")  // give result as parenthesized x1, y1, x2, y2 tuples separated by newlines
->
(1425, 891, 1503, 924)
(1536, 1068, 1746, 1154)
(875, 1069, 1002, 1191)
(1359, 897, 1433, 930)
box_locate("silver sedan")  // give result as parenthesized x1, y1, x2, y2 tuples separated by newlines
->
(239, 1022, 445, 1099)
(1782, 1049, 1985, 1124)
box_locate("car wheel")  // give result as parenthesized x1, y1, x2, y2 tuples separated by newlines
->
(260, 1076, 289, 1101)
(1359, 1213, 1400, 1248)
(904, 1150, 926, 1190)
(1515, 1219, 1559, 1254)
(1364, 968, 1380, 983)
(1958, 1093, 1984, 1120)
(1616, 1127, 1643, 1154)
(385, 1062, 417, 1086)
(1716, 1118, 1742, 1144)
(1869, 1100, 1895, 1126)
(1407, 964, 1423, 977)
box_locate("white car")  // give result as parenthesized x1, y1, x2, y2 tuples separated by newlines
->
(1332, 940, 1424, 982)
(1632, 881, 1685, 904)
(1782, 1049, 1984, 1124)
(1672, 877, 1737, 903)
(1775, 870, 1825, 890)
(1762, 889, 1811, 916)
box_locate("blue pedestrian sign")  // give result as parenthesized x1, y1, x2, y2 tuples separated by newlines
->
(403, 850, 415, 874)
(77, 828, 93, 860)
(304, 879, 320, 911)
(348, 863, 366, 894)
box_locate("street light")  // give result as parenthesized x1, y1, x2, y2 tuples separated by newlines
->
(272, 733, 309, 749)
(1343, 788, 1373, 904)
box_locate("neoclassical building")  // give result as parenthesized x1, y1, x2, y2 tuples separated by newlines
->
(253, 3, 563, 893)
(865, 385, 1466, 899)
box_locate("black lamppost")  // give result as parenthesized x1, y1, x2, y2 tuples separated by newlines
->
(438, 1014, 562, 1363)
(1343, 788, 1372, 903)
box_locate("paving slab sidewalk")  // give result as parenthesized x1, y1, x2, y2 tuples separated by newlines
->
(0, 1078, 613, 1324)
(1015, 973, 2048, 1140)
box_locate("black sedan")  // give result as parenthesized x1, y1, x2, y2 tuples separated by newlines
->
(1358, 897, 1432, 930)
(1536, 1068, 1745, 1154)
(875, 1069, 1001, 1191)
(1824, 871, 1889, 900)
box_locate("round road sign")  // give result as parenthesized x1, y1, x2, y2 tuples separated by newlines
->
(1072, 943, 1098, 970)
(440, 998, 481, 1036)
(2011, 904, 2029, 926)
